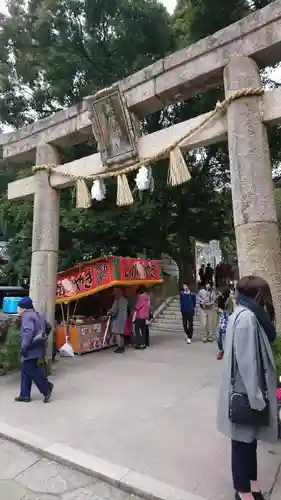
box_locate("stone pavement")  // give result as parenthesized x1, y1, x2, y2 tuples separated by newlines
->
(0, 328, 281, 500)
(0, 438, 142, 500)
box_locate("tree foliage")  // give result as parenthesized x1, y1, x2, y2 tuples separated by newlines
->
(0, 0, 174, 127)
(173, 0, 275, 45)
(1, 0, 278, 284)
(173, 0, 249, 44)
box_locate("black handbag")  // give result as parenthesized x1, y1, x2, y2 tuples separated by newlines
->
(228, 322, 270, 427)
(31, 316, 50, 347)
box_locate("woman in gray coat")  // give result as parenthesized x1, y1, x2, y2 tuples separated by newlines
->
(108, 287, 128, 354)
(217, 276, 277, 500)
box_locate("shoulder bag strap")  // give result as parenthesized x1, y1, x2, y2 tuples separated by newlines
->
(255, 325, 268, 397)
(230, 309, 247, 388)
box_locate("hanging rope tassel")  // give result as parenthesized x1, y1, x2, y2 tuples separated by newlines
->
(167, 146, 192, 186)
(116, 174, 134, 206)
(76, 179, 92, 208)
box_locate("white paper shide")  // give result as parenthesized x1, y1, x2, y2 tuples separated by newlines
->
(135, 166, 154, 192)
(91, 179, 107, 201)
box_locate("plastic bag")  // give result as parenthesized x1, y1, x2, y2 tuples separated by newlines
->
(59, 342, 75, 357)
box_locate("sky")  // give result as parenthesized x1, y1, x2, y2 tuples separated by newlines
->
(0, 0, 6, 13)
(161, 0, 177, 12)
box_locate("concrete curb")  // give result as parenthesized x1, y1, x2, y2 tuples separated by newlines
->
(0, 421, 209, 500)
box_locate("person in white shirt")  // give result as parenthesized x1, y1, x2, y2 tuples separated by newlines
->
(198, 283, 216, 342)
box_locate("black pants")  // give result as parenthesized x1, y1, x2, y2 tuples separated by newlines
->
(181, 312, 194, 339)
(134, 318, 146, 347)
(232, 439, 257, 493)
(144, 324, 150, 346)
(20, 359, 50, 398)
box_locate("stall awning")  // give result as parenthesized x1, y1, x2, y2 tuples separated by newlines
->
(56, 256, 163, 303)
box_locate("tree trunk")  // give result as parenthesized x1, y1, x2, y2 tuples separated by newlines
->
(173, 239, 196, 291)
(178, 260, 195, 288)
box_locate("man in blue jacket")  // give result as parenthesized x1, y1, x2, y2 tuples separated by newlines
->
(15, 297, 54, 403)
(180, 284, 197, 344)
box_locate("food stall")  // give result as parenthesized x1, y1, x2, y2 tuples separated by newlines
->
(55, 256, 163, 354)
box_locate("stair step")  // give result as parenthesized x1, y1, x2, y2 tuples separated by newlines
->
(150, 297, 204, 333)
(154, 316, 201, 322)
(150, 326, 184, 332)
(153, 317, 201, 325)
(157, 312, 200, 321)
(152, 326, 201, 331)
(160, 315, 183, 319)
(151, 323, 201, 329)
(155, 315, 201, 322)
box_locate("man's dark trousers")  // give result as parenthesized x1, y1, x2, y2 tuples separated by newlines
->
(181, 312, 194, 339)
(20, 358, 50, 398)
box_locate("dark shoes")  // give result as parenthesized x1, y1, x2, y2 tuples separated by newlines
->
(252, 493, 265, 500)
(15, 383, 54, 404)
(134, 345, 146, 350)
(114, 346, 125, 354)
(44, 382, 54, 403)
(235, 492, 265, 500)
(14, 396, 30, 403)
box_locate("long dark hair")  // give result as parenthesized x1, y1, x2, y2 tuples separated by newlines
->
(217, 288, 230, 310)
(237, 276, 275, 323)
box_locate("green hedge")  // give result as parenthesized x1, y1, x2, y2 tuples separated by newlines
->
(0, 324, 56, 374)
(0, 323, 20, 373)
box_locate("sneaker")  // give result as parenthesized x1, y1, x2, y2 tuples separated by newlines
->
(187, 338, 192, 344)
(43, 383, 54, 403)
(14, 396, 30, 403)
(203, 337, 208, 343)
(207, 337, 213, 342)
(217, 351, 224, 360)
(114, 346, 125, 354)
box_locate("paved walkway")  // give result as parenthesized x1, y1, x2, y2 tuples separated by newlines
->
(0, 328, 281, 500)
(0, 438, 141, 500)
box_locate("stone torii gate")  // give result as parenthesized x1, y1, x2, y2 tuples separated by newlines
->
(4, 0, 281, 362)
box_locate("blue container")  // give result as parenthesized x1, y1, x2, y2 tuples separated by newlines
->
(3, 296, 22, 314)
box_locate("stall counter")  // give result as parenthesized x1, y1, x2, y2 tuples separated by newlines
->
(56, 317, 116, 354)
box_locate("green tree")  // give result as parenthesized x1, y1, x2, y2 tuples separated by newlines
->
(0, 0, 176, 280)
(173, 0, 249, 44)
(173, 0, 275, 45)
(0, 0, 174, 126)
(171, 0, 281, 278)
(2, 0, 275, 285)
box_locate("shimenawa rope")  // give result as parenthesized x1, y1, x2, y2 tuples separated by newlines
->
(32, 86, 264, 207)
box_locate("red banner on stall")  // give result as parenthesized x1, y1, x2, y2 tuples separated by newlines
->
(119, 258, 159, 281)
(56, 256, 163, 303)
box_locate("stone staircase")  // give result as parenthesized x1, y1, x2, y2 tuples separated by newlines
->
(150, 296, 201, 334)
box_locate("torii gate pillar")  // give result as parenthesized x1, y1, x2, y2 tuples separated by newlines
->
(30, 144, 60, 369)
(224, 56, 281, 328)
